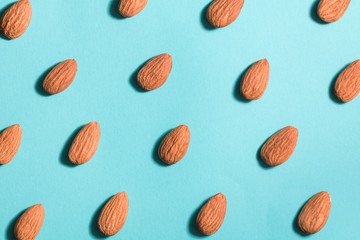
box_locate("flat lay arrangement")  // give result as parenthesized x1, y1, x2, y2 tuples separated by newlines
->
(0, 0, 359, 239)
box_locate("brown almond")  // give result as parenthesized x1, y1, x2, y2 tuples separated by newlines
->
(196, 193, 227, 235)
(260, 126, 298, 166)
(334, 59, 360, 102)
(241, 59, 270, 100)
(207, 0, 244, 28)
(98, 192, 129, 236)
(68, 121, 100, 165)
(14, 204, 45, 240)
(158, 125, 190, 165)
(119, 0, 148, 17)
(137, 53, 172, 91)
(298, 191, 331, 234)
(318, 0, 350, 23)
(42, 59, 78, 94)
(0, 0, 32, 39)
(0, 124, 22, 165)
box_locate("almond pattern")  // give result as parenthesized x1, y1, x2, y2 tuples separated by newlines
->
(196, 193, 227, 235)
(0, 0, 32, 39)
(158, 125, 190, 165)
(298, 191, 331, 234)
(119, 0, 148, 17)
(317, 0, 351, 23)
(42, 59, 78, 94)
(334, 59, 360, 102)
(0, 124, 22, 165)
(241, 59, 270, 100)
(68, 121, 100, 165)
(260, 126, 298, 166)
(206, 0, 244, 28)
(14, 204, 45, 240)
(137, 53, 172, 91)
(98, 192, 129, 236)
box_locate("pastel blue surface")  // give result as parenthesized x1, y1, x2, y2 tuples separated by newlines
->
(1, 0, 360, 239)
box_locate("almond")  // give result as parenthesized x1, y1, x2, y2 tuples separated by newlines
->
(119, 0, 148, 17)
(207, 0, 244, 28)
(196, 193, 227, 235)
(241, 59, 270, 100)
(98, 192, 129, 236)
(317, 0, 350, 23)
(158, 125, 190, 165)
(260, 126, 298, 166)
(68, 121, 100, 165)
(14, 204, 45, 240)
(0, 0, 32, 39)
(334, 59, 360, 102)
(0, 124, 22, 165)
(298, 191, 331, 234)
(137, 53, 172, 91)
(42, 59, 78, 94)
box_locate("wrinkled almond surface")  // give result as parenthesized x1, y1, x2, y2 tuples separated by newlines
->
(0, 124, 22, 165)
(14, 204, 45, 240)
(137, 53, 172, 91)
(197, 193, 227, 235)
(298, 191, 331, 234)
(334, 59, 360, 102)
(68, 121, 100, 165)
(43, 59, 78, 94)
(0, 0, 32, 39)
(119, 0, 148, 17)
(158, 125, 190, 165)
(241, 59, 270, 100)
(207, 0, 244, 28)
(261, 126, 298, 166)
(318, 0, 350, 23)
(98, 192, 129, 236)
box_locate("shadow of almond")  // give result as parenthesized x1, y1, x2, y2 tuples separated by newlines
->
(6, 208, 26, 240)
(59, 125, 84, 167)
(309, 0, 328, 24)
(200, 1, 216, 31)
(292, 201, 310, 237)
(187, 199, 208, 237)
(129, 58, 153, 93)
(89, 197, 112, 239)
(152, 129, 172, 167)
(255, 133, 274, 169)
(256, 145, 273, 169)
(328, 63, 349, 104)
(233, 64, 252, 103)
(34, 62, 61, 97)
(108, 0, 126, 19)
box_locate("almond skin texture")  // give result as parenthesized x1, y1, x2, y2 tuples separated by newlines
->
(68, 121, 100, 165)
(0, 0, 32, 39)
(158, 125, 190, 165)
(241, 59, 270, 100)
(119, 0, 148, 17)
(207, 0, 244, 28)
(196, 193, 227, 235)
(334, 59, 360, 102)
(137, 54, 172, 91)
(98, 192, 129, 236)
(260, 126, 298, 166)
(298, 192, 331, 234)
(318, 0, 350, 23)
(42, 59, 78, 94)
(0, 124, 22, 165)
(14, 204, 45, 240)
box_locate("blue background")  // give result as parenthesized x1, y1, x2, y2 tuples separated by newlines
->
(1, 0, 359, 239)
